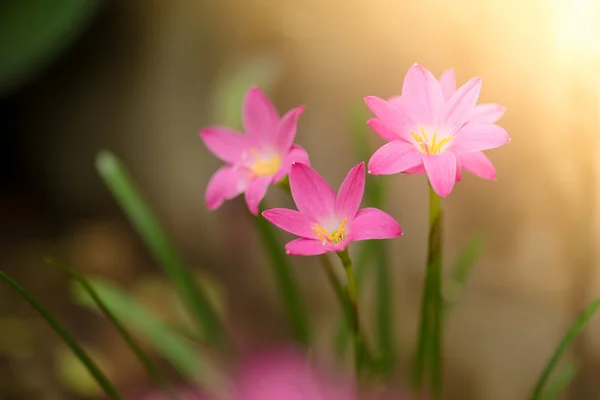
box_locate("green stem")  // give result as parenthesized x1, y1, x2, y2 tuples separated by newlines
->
(338, 248, 365, 378)
(254, 202, 311, 346)
(0, 272, 123, 400)
(412, 184, 444, 399)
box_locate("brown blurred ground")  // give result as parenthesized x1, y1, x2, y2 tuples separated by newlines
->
(2, 0, 600, 399)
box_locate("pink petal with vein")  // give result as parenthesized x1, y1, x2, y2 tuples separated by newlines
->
(335, 162, 365, 220)
(423, 152, 457, 197)
(243, 86, 279, 144)
(205, 166, 248, 210)
(285, 238, 330, 256)
(459, 151, 497, 180)
(442, 77, 482, 133)
(470, 103, 506, 123)
(277, 106, 305, 152)
(439, 69, 456, 101)
(244, 176, 271, 215)
(364, 96, 415, 142)
(350, 208, 402, 241)
(199, 127, 250, 164)
(368, 141, 423, 175)
(274, 145, 310, 183)
(401, 64, 444, 123)
(262, 208, 316, 238)
(449, 121, 510, 153)
(289, 163, 336, 221)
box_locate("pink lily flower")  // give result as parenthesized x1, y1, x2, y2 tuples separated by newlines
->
(262, 162, 401, 256)
(365, 63, 511, 197)
(200, 86, 310, 215)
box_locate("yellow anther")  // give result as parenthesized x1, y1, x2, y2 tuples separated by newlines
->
(249, 148, 281, 176)
(410, 126, 452, 155)
(311, 218, 347, 245)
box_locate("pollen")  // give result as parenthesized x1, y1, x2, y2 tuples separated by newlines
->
(311, 218, 348, 245)
(410, 126, 452, 155)
(249, 149, 281, 176)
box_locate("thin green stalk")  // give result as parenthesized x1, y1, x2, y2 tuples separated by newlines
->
(0, 271, 123, 400)
(530, 298, 600, 400)
(254, 202, 311, 346)
(412, 184, 444, 399)
(320, 254, 350, 315)
(96, 151, 226, 350)
(337, 248, 365, 378)
(46, 258, 177, 399)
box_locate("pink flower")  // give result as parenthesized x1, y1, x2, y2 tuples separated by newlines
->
(366, 63, 510, 197)
(200, 86, 309, 215)
(232, 349, 355, 400)
(262, 162, 401, 256)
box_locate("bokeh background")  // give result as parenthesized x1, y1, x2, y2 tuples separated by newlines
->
(2, 0, 600, 399)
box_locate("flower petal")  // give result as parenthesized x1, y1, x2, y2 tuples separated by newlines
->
(262, 208, 316, 238)
(285, 238, 329, 256)
(243, 86, 279, 144)
(244, 176, 272, 215)
(367, 119, 403, 142)
(401, 63, 444, 123)
(349, 207, 402, 242)
(455, 155, 463, 182)
(273, 144, 310, 182)
(368, 140, 423, 175)
(199, 127, 250, 164)
(470, 103, 506, 123)
(335, 162, 365, 220)
(439, 69, 456, 101)
(289, 163, 336, 221)
(449, 121, 510, 153)
(442, 77, 482, 133)
(277, 106, 305, 152)
(205, 166, 248, 210)
(404, 164, 426, 174)
(458, 151, 497, 180)
(364, 96, 415, 142)
(423, 152, 457, 197)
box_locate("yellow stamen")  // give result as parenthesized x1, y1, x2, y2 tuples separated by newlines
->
(410, 126, 452, 155)
(249, 149, 281, 176)
(312, 218, 348, 245)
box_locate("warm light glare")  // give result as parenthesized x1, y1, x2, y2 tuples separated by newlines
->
(551, 0, 600, 57)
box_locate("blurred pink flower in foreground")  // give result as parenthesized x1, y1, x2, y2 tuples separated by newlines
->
(366, 63, 510, 197)
(200, 86, 309, 215)
(262, 162, 401, 256)
(141, 349, 411, 400)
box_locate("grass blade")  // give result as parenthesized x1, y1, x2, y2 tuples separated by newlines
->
(444, 235, 484, 311)
(530, 298, 600, 400)
(541, 362, 578, 400)
(254, 203, 311, 346)
(350, 102, 395, 376)
(0, 271, 122, 400)
(46, 258, 176, 397)
(96, 150, 226, 350)
(71, 277, 209, 383)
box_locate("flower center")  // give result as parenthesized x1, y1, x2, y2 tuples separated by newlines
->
(249, 149, 281, 176)
(311, 218, 348, 245)
(410, 126, 452, 155)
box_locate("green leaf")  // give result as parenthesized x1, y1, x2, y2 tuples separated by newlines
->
(46, 258, 176, 397)
(530, 299, 600, 400)
(96, 151, 226, 350)
(71, 277, 208, 383)
(444, 235, 484, 310)
(541, 362, 578, 400)
(0, 271, 122, 400)
(0, 1, 104, 97)
(254, 203, 311, 346)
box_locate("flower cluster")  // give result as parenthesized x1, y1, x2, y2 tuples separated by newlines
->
(200, 63, 510, 253)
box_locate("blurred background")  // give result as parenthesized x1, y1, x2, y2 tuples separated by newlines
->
(2, 0, 600, 399)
